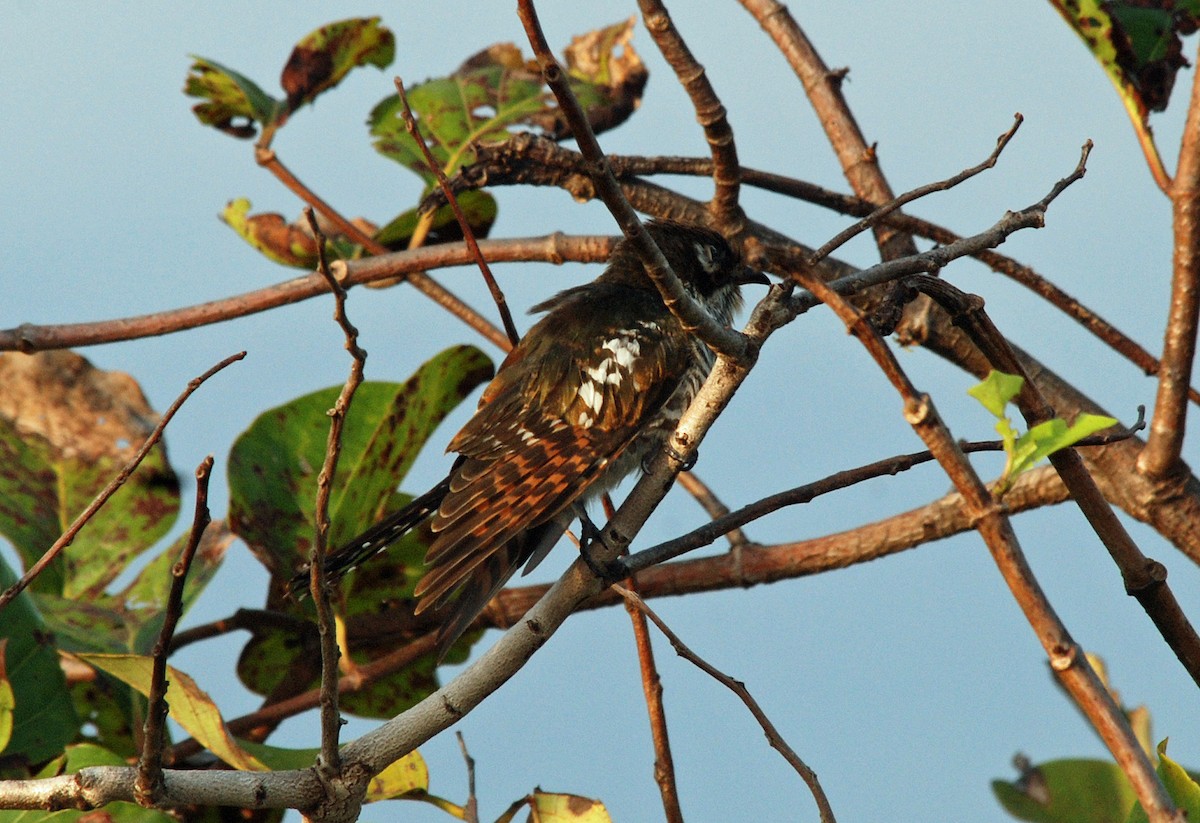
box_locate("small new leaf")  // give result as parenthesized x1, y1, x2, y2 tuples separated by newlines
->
(969, 371, 1117, 494)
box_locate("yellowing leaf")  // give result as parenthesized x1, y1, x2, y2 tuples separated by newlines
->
(0, 639, 13, 753)
(526, 791, 612, 822)
(968, 371, 1025, 418)
(281, 18, 395, 111)
(366, 750, 429, 801)
(76, 653, 267, 771)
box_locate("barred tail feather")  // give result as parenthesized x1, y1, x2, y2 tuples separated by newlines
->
(288, 478, 450, 598)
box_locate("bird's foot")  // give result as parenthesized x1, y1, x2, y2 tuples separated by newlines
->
(577, 513, 626, 583)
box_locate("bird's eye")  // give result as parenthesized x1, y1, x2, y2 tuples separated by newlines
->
(694, 242, 720, 273)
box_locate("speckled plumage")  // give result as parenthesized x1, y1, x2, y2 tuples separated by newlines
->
(302, 220, 765, 654)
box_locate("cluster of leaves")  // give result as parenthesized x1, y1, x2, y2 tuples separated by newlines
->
(0, 348, 486, 820)
(185, 16, 646, 267)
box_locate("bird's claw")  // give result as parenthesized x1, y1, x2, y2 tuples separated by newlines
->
(578, 514, 626, 583)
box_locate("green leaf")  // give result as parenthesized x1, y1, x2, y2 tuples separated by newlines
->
(185, 56, 284, 138)
(227, 345, 493, 576)
(77, 653, 268, 771)
(1010, 413, 1119, 478)
(281, 17, 395, 111)
(0, 351, 180, 599)
(968, 370, 1025, 418)
(1127, 740, 1200, 823)
(369, 19, 646, 183)
(374, 191, 498, 250)
(992, 757, 1136, 823)
(1048, 1, 1199, 117)
(0, 559, 78, 765)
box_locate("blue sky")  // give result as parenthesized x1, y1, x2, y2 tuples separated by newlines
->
(3, 4, 1198, 821)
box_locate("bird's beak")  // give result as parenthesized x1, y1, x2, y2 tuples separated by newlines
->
(735, 265, 771, 287)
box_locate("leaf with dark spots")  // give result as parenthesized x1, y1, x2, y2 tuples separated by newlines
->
(368, 18, 646, 183)
(227, 345, 493, 581)
(1049, 0, 1200, 122)
(0, 351, 180, 598)
(184, 56, 283, 138)
(221, 198, 375, 269)
(280, 18, 395, 112)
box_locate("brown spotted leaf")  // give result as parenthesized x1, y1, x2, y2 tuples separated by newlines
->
(281, 17, 395, 111)
(220, 198, 375, 269)
(1048, 0, 1200, 121)
(0, 351, 179, 598)
(369, 18, 646, 183)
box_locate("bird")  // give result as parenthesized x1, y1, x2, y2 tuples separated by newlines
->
(294, 219, 768, 655)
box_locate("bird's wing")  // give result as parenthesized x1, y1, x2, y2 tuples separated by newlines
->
(413, 286, 690, 612)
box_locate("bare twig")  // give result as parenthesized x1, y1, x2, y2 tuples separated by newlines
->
(394, 77, 520, 348)
(451, 138, 1200, 404)
(621, 572, 683, 823)
(613, 585, 837, 823)
(1139, 40, 1200, 479)
(637, 0, 743, 232)
(0, 236, 614, 354)
(168, 608, 309, 654)
(517, 0, 754, 362)
(675, 470, 751, 549)
(808, 114, 1023, 265)
(456, 732, 479, 823)
(255, 146, 510, 350)
(0, 351, 245, 611)
(304, 207, 365, 778)
(792, 260, 1178, 820)
(739, 0, 915, 262)
(911, 274, 1200, 689)
(135, 455, 214, 807)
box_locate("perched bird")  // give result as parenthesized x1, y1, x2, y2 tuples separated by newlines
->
(297, 219, 767, 654)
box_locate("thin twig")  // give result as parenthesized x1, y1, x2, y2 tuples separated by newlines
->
(911, 274, 1200, 689)
(0, 351, 245, 611)
(304, 207, 365, 776)
(738, 0, 915, 262)
(516, 0, 754, 362)
(456, 732, 479, 823)
(1139, 39, 1200, 479)
(808, 114, 1023, 265)
(0, 236, 614, 354)
(791, 258, 1177, 820)
(394, 77, 520, 347)
(134, 455, 214, 807)
(621, 569, 683, 823)
(255, 146, 510, 350)
(450, 137, 1200, 405)
(637, 0, 742, 232)
(675, 471, 751, 549)
(613, 585, 837, 823)
(168, 608, 309, 654)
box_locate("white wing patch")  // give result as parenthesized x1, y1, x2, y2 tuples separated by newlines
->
(573, 333, 645, 428)
(602, 336, 640, 367)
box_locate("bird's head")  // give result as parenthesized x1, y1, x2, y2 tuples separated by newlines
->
(602, 219, 769, 323)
